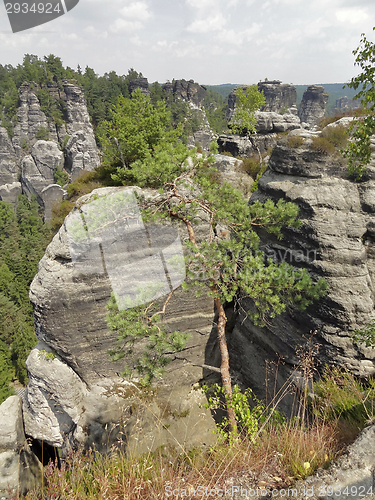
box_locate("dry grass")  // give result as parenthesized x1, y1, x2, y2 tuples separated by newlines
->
(17, 336, 375, 500)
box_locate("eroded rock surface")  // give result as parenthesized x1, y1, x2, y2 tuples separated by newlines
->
(0, 81, 99, 215)
(298, 85, 329, 128)
(229, 130, 375, 409)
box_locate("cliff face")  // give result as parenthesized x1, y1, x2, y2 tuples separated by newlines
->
(298, 85, 329, 128)
(226, 81, 298, 122)
(228, 128, 375, 408)
(0, 80, 100, 217)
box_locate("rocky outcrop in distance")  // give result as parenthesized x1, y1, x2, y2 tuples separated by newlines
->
(0, 80, 100, 217)
(298, 85, 329, 128)
(226, 81, 298, 122)
(162, 79, 207, 109)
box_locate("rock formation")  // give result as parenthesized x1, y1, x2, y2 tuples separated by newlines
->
(128, 77, 151, 96)
(298, 85, 329, 128)
(226, 81, 298, 122)
(258, 81, 297, 113)
(162, 79, 213, 151)
(227, 126, 375, 409)
(217, 133, 277, 157)
(222, 82, 301, 158)
(0, 81, 100, 215)
(0, 396, 42, 499)
(24, 186, 217, 454)
(162, 79, 207, 109)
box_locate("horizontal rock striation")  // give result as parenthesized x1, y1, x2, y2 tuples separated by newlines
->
(229, 130, 375, 408)
(298, 85, 329, 128)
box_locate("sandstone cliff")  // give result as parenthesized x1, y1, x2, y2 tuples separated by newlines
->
(298, 85, 329, 128)
(228, 126, 375, 408)
(0, 80, 100, 217)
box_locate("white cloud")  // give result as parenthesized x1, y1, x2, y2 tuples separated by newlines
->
(186, 13, 226, 33)
(186, 0, 215, 10)
(119, 2, 152, 21)
(336, 7, 369, 24)
(218, 22, 262, 45)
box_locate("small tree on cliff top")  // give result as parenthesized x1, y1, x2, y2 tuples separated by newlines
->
(230, 85, 265, 135)
(106, 142, 327, 433)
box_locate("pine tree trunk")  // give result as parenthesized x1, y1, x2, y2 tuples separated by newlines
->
(214, 296, 237, 434)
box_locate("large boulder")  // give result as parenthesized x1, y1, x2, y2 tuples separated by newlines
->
(0, 182, 22, 207)
(0, 396, 42, 499)
(218, 133, 277, 157)
(21, 140, 64, 204)
(24, 186, 217, 453)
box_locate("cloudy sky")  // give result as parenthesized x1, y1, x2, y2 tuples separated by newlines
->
(1, 0, 374, 85)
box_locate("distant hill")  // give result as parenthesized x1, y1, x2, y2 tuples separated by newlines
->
(206, 83, 360, 115)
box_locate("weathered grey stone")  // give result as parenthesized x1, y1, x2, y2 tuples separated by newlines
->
(212, 154, 253, 196)
(128, 77, 150, 95)
(162, 79, 206, 109)
(258, 81, 297, 112)
(291, 425, 375, 500)
(0, 182, 22, 207)
(298, 85, 329, 128)
(41, 184, 66, 222)
(255, 111, 301, 133)
(226, 82, 297, 121)
(21, 141, 63, 203)
(0, 396, 42, 499)
(228, 132, 375, 412)
(13, 82, 57, 154)
(218, 133, 277, 157)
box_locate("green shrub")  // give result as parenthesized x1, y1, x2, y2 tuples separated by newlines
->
(50, 199, 75, 231)
(312, 366, 375, 429)
(21, 139, 29, 151)
(321, 124, 349, 149)
(54, 168, 69, 187)
(311, 136, 336, 155)
(287, 135, 305, 148)
(239, 156, 262, 179)
(36, 126, 49, 140)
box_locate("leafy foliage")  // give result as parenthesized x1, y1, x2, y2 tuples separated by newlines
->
(98, 89, 181, 183)
(343, 28, 375, 180)
(203, 384, 273, 443)
(230, 86, 266, 135)
(106, 137, 327, 388)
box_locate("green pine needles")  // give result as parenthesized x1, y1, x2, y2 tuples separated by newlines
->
(107, 293, 189, 386)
